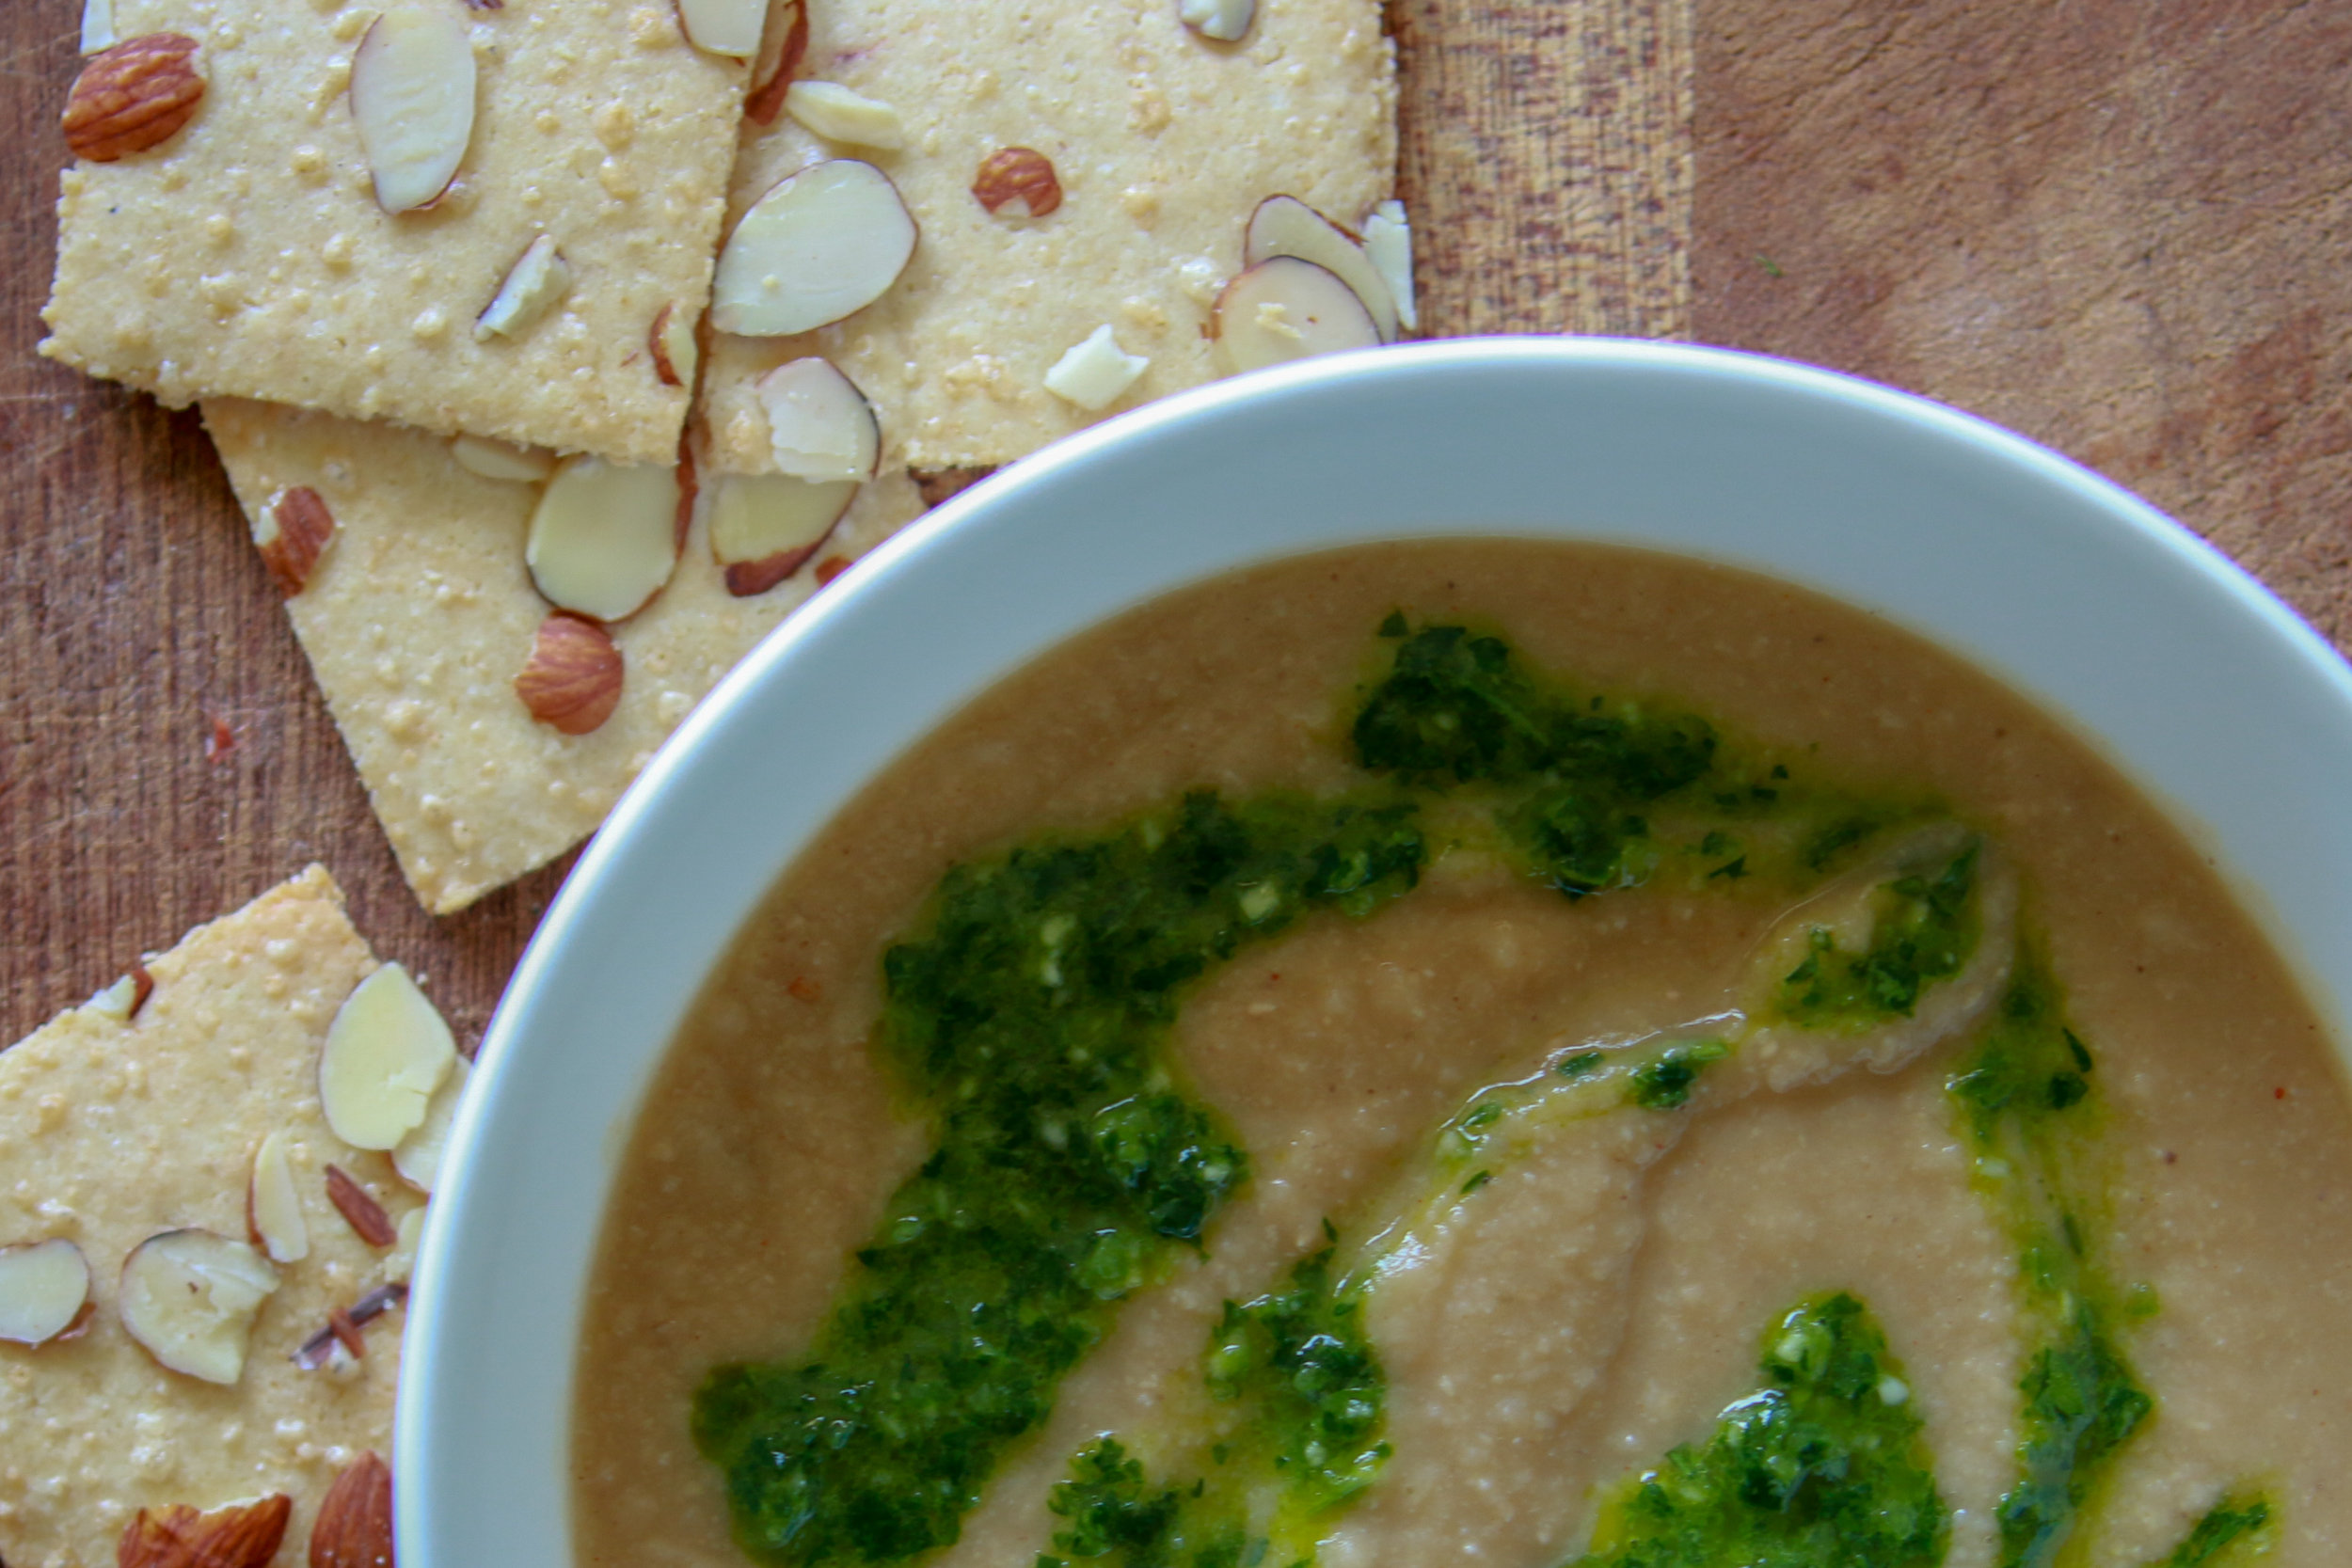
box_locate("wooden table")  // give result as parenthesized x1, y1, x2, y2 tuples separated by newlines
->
(6, 0, 2346, 1044)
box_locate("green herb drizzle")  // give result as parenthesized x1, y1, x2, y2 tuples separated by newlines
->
(692, 792, 1424, 1566)
(1350, 625, 1915, 898)
(2144, 1495, 2272, 1567)
(1947, 962, 2153, 1568)
(1567, 1293, 1947, 1568)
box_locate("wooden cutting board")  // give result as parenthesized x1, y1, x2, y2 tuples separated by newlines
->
(5, 0, 2345, 1044)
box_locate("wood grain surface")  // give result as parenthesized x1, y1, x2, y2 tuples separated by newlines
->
(5, 0, 2345, 1046)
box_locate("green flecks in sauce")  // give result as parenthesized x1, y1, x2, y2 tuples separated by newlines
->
(1947, 962, 2154, 1568)
(1625, 1038, 1732, 1111)
(2144, 1495, 2273, 1567)
(1035, 1439, 1256, 1568)
(691, 791, 1425, 1567)
(1567, 1293, 1948, 1568)
(1203, 1243, 1390, 1513)
(1037, 1237, 1388, 1568)
(1350, 624, 1926, 901)
(1772, 847, 1979, 1030)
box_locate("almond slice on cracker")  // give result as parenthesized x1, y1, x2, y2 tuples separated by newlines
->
(203, 399, 924, 912)
(41, 0, 751, 466)
(0, 868, 424, 1567)
(700, 0, 1396, 475)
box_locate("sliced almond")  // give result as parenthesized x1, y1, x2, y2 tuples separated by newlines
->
(675, 0, 765, 57)
(119, 1495, 292, 1568)
(971, 146, 1062, 218)
(310, 1451, 396, 1568)
(525, 455, 686, 622)
(325, 1164, 397, 1248)
(248, 1131, 310, 1264)
(450, 432, 557, 483)
(783, 81, 906, 150)
(294, 1283, 407, 1370)
(1210, 256, 1382, 374)
(1043, 325, 1150, 411)
(392, 1053, 469, 1193)
(1178, 0, 1254, 41)
(474, 234, 571, 341)
(80, 0, 118, 54)
(87, 959, 154, 1022)
(1360, 198, 1417, 333)
(756, 357, 880, 483)
(1243, 195, 1399, 342)
(911, 467, 994, 508)
(252, 485, 337, 596)
(709, 473, 855, 596)
(350, 3, 476, 214)
(744, 0, 807, 124)
(648, 302, 695, 388)
(710, 160, 917, 337)
(382, 1206, 427, 1287)
(516, 613, 625, 734)
(320, 963, 456, 1153)
(0, 1239, 92, 1347)
(119, 1229, 279, 1385)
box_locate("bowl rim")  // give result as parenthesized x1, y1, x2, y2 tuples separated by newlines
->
(399, 335, 2352, 1568)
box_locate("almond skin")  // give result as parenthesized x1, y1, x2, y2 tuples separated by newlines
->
(309, 1452, 395, 1568)
(912, 467, 995, 508)
(744, 0, 808, 125)
(516, 614, 624, 736)
(649, 304, 682, 387)
(724, 549, 817, 598)
(324, 1164, 397, 1248)
(119, 1494, 292, 1568)
(254, 486, 337, 596)
(971, 147, 1062, 218)
(64, 34, 203, 162)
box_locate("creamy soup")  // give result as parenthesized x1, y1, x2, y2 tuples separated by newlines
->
(573, 542, 2352, 1568)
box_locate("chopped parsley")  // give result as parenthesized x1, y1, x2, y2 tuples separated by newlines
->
(1567, 1293, 1947, 1568)
(2145, 1495, 2272, 1567)
(1556, 1051, 1606, 1079)
(692, 792, 1424, 1566)
(1774, 846, 1979, 1028)
(1947, 966, 2154, 1568)
(1203, 1244, 1390, 1511)
(1034, 1439, 1253, 1568)
(1627, 1038, 1732, 1110)
(1349, 624, 1928, 900)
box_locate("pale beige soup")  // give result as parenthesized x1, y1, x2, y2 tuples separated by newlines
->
(575, 541, 2352, 1568)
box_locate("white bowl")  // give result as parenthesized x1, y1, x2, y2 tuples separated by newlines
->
(399, 337, 2352, 1566)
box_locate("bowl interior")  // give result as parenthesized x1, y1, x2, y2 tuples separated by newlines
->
(398, 338, 2352, 1568)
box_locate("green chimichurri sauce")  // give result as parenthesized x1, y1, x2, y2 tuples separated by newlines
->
(1947, 963, 2154, 1568)
(691, 792, 1424, 1566)
(688, 616, 2266, 1568)
(2145, 1495, 2272, 1567)
(1771, 847, 1979, 1030)
(1032, 1236, 1389, 1568)
(1350, 625, 1919, 899)
(1568, 1293, 1947, 1568)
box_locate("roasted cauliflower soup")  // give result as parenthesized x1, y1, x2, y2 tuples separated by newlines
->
(574, 541, 2352, 1568)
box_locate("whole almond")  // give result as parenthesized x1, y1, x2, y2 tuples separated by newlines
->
(516, 614, 624, 735)
(971, 147, 1062, 218)
(253, 487, 337, 596)
(309, 1452, 395, 1568)
(119, 1494, 292, 1568)
(64, 34, 204, 162)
